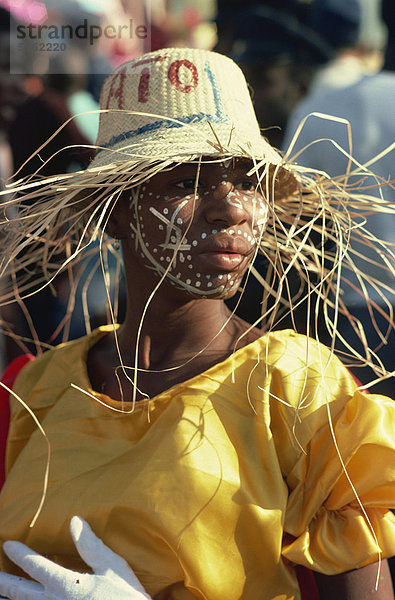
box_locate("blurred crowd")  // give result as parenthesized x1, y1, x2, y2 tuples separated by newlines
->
(0, 0, 394, 397)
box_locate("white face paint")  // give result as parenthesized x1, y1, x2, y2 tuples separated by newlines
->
(127, 160, 269, 298)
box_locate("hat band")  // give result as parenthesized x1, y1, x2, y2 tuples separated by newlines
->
(96, 111, 230, 156)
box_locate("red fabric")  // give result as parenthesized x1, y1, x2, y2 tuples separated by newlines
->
(0, 354, 34, 490)
(296, 565, 319, 599)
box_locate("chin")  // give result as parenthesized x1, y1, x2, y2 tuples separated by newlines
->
(183, 281, 241, 301)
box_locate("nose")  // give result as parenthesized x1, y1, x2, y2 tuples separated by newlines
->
(204, 182, 248, 227)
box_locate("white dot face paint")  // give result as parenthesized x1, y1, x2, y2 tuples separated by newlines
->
(226, 191, 243, 210)
(126, 160, 268, 299)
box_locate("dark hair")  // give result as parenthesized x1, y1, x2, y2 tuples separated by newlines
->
(309, 0, 362, 50)
(229, 5, 332, 66)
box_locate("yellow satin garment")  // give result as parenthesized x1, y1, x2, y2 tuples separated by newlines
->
(0, 327, 394, 600)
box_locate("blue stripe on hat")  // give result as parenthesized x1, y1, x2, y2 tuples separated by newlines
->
(97, 61, 228, 154)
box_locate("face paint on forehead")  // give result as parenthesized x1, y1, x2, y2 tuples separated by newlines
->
(217, 158, 237, 180)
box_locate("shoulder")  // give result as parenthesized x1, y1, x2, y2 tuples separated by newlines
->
(238, 329, 361, 417)
(11, 328, 110, 414)
(248, 330, 395, 470)
(230, 329, 358, 400)
(239, 329, 347, 378)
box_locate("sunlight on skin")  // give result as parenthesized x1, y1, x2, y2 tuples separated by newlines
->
(127, 159, 269, 299)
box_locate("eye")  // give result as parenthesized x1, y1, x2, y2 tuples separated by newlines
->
(235, 180, 256, 192)
(175, 178, 197, 190)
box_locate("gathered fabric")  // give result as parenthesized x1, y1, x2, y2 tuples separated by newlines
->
(0, 327, 394, 600)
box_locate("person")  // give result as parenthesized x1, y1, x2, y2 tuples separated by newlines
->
(0, 47, 394, 600)
(223, 3, 332, 148)
(305, 0, 372, 96)
(281, 0, 395, 397)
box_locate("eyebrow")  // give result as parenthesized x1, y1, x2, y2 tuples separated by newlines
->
(234, 158, 254, 168)
(233, 159, 259, 176)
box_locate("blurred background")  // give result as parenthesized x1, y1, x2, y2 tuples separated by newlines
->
(0, 0, 394, 400)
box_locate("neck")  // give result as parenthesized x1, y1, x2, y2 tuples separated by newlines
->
(87, 278, 261, 401)
(118, 292, 236, 370)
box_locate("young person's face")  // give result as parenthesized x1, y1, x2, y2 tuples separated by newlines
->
(124, 159, 269, 299)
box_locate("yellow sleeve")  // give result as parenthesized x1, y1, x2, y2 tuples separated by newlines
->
(263, 333, 395, 574)
(282, 388, 395, 573)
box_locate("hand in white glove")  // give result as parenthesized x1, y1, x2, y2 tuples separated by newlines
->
(0, 516, 152, 600)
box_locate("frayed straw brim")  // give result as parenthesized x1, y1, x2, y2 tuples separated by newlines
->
(0, 117, 394, 386)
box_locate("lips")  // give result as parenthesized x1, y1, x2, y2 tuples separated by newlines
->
(198, 252, 247, 271)
(197, 235, 254, 271)
(200, 234, 253, 254)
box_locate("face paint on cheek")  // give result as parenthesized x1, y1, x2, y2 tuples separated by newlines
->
(225, 188, 243, 209)
(127, 186, 243, 298)
(150, 203, 192, 254)
(128, 188, 193, 281)
(252, 196, 269, 240)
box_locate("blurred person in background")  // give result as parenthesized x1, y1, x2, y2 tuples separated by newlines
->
(1, 0, 139, 363)
(3, 57, 95, 363)
(305, 0, 383, 96)
(2, 2, 96, 361)
(214, 1, 332, 340)
(8, 61, 94, 178)
(216, 0, 332, 149)
(282, 0, 395, 396)
(0, 5, 27, 199)
(0, 6, 28, 370)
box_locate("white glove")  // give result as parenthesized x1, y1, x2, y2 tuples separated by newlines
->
(0, 516, 152, 600)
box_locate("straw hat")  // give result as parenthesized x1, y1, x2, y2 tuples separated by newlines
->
(1, 48, 394, 384)
(89, 47, 283, 168)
